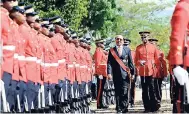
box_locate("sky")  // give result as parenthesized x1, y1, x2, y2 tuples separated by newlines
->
(141, 0, 176, 17)
(158, 6, 175, 17)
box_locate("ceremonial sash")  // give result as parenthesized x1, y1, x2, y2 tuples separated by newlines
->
(110, 48, 131, 79)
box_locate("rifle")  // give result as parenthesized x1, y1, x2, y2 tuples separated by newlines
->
(41, 52, 45, 108)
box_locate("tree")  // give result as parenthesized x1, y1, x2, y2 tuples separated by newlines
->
(23, 0, 89, 32)
(83, 0, 119, 39)
(111, 0, 174, 55)
(62, 0, 89, 31)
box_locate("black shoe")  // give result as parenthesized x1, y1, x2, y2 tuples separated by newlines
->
(143, 110, 150, 113)
(117, 110, 122, 113)
(130, 104, 134, 108)
(151, 104, 161, 112)
(97, 105, 109, 109)
(122, 108, 128, 113)
(90, 110, 95, 113)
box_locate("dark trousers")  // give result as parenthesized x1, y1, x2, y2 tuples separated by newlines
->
(88, 81, 92, 96)
(72, 81, 78, 99)
(141, 76, 157, 111)
(172, 67, 189, 113)
(154, 78, 162, 105)
(44, 83, 55, 106)
(49, 84, 56, 105)
(2, 72, 18, 112)
(55, 80, 63, 103)
(16, 81, 27, 112)
(44, 83, 50, 106)
(91, 82, 97, 100)
(79, 81, 86, 99)
(129, 77, 136, 105)
(114, 78, 130, 112)
(26, 81, 38, 111)
(96, 76, 106, 107)
(170, 74, 176, 104)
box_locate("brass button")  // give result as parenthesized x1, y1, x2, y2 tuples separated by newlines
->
(177, 46, 182, 51)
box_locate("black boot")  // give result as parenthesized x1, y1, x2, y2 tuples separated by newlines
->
(44, 107, 50, 113)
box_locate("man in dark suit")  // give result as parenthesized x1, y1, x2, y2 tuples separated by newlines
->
(107, 35, 135, 113)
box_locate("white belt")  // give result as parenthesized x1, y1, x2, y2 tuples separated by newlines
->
(68, 64, 74, 68)
(58, 59, 65, 64)
(45, 63, 51, 67)
(18, 55, 25, 61)
(84, 65, 88, 68)
(36, 59, 41, 64)
(14, 53, 18, 59)
(88, 68, 91, 70)
(40, 62, 45, 67)
(25, 57, 37, 62)
(75, 64, 80, 67)
(41, 63, 51, 67)
(51, 63, 59, 67)
(80, 66, 85, 68)
(41, 62, 59, 67)
(100, 64, 107, 65)
(3, 45, 15, 51)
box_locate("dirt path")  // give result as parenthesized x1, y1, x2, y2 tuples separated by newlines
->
(90, 89, 172, 113)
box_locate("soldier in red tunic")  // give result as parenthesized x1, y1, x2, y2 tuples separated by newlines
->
(93, 39, 108, 109)
(168, 0, 189, 112)
(135, 32, 159, 112)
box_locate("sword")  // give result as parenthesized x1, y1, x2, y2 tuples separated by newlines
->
(41, 85, 45, 108)
(41, 52, 46, 108)
(65, 80, 68, 100)
(71, 84, 74, 99)
(24, 95, 29, 112)
(49, 88, 52, 106)
(128, 75, 132, 105)
(17, 94, 21, 112)
(0, 80, 8, 112)
(59, 88, 64, 103)
(164, 81, 168, 102)
(38, 87, 41, 109)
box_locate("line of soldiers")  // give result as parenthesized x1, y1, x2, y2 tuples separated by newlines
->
(0, 0, 94, 113)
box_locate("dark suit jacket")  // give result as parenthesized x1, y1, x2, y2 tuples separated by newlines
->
(107, 46, 135, 81)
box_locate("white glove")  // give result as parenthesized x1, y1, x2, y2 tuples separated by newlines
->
(173, 66, 188, 85)
(99, 75, 103, 80)
(131, 75, 135, 80)
(136, 76, 140, 83)
(140, 60, 146, 66)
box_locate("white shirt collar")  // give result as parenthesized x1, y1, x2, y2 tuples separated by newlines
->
(116, 45, 123, 49)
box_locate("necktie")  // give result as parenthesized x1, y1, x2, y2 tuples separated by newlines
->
(118, 47, 122, 56)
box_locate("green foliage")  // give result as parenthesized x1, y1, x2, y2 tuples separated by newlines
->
(112, 0, 174, 55)
(83, 0, 119, 39)
(24, 0, 89, 32)
(62, 0, 89, 31)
